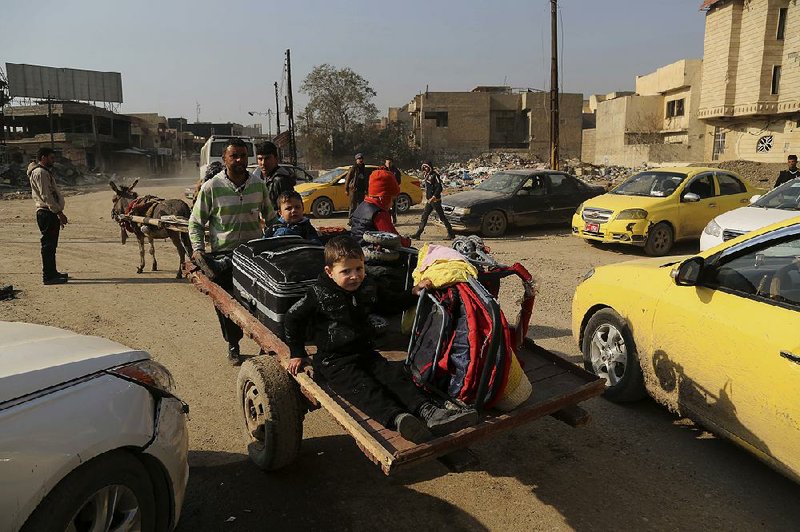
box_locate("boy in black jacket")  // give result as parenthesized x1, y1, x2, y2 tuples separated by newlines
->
(284, 236, 477, 442)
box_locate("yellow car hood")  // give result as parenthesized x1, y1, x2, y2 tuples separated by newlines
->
(296, 182, 325, 193)
(582, 193, 666, 213)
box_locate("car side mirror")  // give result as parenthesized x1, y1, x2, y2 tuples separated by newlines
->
(749, 194, 762, 204)
(682, 192, 700, 203)
(671, 256, 705, 286)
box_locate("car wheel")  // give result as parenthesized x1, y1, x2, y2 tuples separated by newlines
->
(311, 197, 334, 218)
(237, 355, 304, 471)
(21, 450, 156, 532)
(395, 193, 412, 213)
(363, 231, 402, 249)
(481, 210, 507, 237)
(644, 222, 674, 256)
(582, 308, 646, 402)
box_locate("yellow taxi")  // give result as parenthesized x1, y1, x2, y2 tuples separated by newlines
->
(572, 216, 800, 483)
(572, 167, 764, 256)
(296, 165, 423, 218)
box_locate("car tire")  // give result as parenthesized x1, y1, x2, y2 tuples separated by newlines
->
(363, 231, 402, 249)
(237, 356, 304, 471)
(311, 197, 334, 218)
(581, 308, 646, 402)
(644, 222, 674, 256)
(21, 450, 157, 532)
(481, 210, 507, 237)
(363, 246, 401, 262)
(395, 193, 412, 213)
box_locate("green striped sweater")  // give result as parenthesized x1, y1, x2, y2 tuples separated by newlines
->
(189, 172, 274, 252)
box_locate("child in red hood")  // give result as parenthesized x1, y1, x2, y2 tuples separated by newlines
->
(349, 167, 411, 247)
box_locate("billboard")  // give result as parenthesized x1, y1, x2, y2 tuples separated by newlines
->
(6, 63, 123, 103)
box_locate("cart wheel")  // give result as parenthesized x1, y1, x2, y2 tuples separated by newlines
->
(237, 356, 304, 471)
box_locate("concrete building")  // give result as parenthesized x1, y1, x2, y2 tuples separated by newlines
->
(405, 86, 583, 160)
(585, 59, 705, 167)
(698, 0, 800, 162)
(2, 101, 132, 171)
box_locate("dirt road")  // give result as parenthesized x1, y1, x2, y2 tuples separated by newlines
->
(2, 179, 798, 531)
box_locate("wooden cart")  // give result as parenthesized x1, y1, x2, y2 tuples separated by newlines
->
(184, 265, 605, 475)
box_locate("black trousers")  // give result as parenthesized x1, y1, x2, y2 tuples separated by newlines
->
(316, 351, 429, 427)
(390, 198, 398, 224)
(36, 209, 60, 279)
(348, 190, 365, 217)
(416, 201, 453, 236)
(211, 253, 243, 347)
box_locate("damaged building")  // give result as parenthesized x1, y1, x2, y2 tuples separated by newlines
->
(405, 86, 583, 161)
(698, 0, 800, 162)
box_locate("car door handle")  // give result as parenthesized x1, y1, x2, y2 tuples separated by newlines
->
(780, 351, 800, 364)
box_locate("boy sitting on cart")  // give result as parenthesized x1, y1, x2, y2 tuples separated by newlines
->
(283, 235, 477, 443)
(263, 191, 322, 244)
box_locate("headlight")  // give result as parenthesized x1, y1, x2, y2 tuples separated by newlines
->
(580, 267, 595, 283)
(451, 206, 471, 215)
(109, 359, 176, 396)
(298, 190, 314, 197)
(704, 219, 722, 237)
(616, 209, 648, 220)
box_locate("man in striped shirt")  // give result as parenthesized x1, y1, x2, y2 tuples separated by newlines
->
(189, 138, 274, 365)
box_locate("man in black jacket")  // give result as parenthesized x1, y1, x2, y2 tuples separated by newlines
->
(774, 155, 799, 188)
(255, 141, 295, 213)
(283, 236, 477, 442)
(345, 153, 369, 217)
(412, 161, 454, 240)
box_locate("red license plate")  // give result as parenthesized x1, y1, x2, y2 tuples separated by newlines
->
(585, 223, 600, 233)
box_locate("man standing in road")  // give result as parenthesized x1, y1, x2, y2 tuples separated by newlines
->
(412, 161, 454, 241)
(29, 147, 69, 285)
(384, 157, 402, 223)
(254, 141, 295, 213)
(774, 154, 799, 188)
(345, 153, 369, 217)
(189, 138, 274, 365)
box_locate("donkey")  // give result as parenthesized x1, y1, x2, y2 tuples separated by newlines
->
(110, 179, 193, 278)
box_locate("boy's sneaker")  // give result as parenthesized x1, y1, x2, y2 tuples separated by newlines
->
(393, 413, 433, 444)
(418, 403, 479, 436)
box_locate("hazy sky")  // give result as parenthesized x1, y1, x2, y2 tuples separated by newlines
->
(2, 0, 706, 130)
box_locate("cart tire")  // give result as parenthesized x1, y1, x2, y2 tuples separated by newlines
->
(363, 231, 402, 249)
(237, 356, 304, 471)
(363, 247, 400, 262)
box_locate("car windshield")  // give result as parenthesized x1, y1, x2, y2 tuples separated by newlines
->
(475, 172, 527, 193)
(752, 179, 800, 210)
(314, 169, 346, 184)
(611, 171, 687, 197)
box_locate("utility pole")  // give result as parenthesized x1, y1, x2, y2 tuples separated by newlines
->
(549, 0, 560, 170)
(266, 109, 273, 137)
(274, 82, 281, 136)
(285, 49, 298, 166)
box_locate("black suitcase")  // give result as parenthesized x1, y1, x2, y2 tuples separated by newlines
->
(232, 236, 325, 337)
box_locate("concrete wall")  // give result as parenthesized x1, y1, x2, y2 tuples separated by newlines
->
(581, 128, 596, 163)
(524, 92, 583, 160)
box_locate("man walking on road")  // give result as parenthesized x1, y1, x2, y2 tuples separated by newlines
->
(29, 147, 69, 285)
(412, 161, 454, 240)
(345, 153, 369, 217)
(189, 138, 274, 365)
(384, 157, 402, 223)
(253, 141, 295, 213)
(774, 154, 799, 188)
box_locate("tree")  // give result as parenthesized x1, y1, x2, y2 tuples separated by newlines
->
(299, 64, 379, 142)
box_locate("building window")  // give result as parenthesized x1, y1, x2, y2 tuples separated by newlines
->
(777, 7, 787, 40)
(424, 111, 448, 128)
(771, 65, 781, 95)
(666, 99, 685, 118)
(757, 135, 774, 153)
(712, 127, 726, 161)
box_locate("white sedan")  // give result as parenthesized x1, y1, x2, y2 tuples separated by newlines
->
(701, 178, 800, 250)
(0, 321, 189, 531)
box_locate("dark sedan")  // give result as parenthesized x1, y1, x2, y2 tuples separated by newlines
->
(441, 170, 605, 237)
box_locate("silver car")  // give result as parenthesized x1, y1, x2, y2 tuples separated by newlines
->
(0, 321, 189, 531)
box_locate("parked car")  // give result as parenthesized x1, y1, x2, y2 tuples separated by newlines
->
(572, 167, 764, 256)
(572, 216, 800, 483)
(296, 165, 422, 218)
(0, 321, 189, 531)
(701, 178, 800, 251)
(441, 170, 605, 237)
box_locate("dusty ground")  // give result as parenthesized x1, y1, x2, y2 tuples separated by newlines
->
(2, 178, 798, 531)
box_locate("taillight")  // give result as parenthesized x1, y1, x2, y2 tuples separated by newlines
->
(412, 180, 421, 188)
